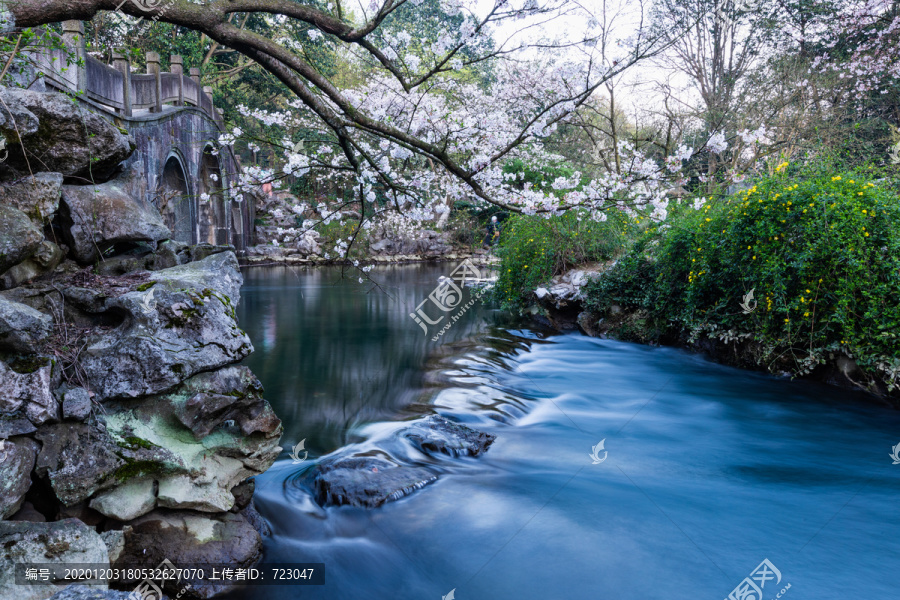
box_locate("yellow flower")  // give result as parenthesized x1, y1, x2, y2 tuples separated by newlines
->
(804, 312, 810, 317)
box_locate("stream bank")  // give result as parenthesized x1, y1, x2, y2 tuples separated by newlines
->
(528, 264, 898, 405)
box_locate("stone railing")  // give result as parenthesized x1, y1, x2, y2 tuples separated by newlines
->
(31, 20, 223, 128)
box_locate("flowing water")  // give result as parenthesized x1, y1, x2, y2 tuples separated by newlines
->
(233, 264, 900, 600)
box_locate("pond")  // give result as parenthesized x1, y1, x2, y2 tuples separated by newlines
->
(233, 263, 900, 600)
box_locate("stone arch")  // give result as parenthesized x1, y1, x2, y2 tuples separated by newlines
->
(197, 145, 228, 245)
(158, 152, 196, 244)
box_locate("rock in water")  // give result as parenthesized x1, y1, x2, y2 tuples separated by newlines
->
(0, 87, 134, 178)
(309, 415, 496, 508)
(0, 204, 42, 275)
(403, 415, 496, 457)
(312, 456, 438, 508)
(0, 519, 111, 600)
(60, 180, 171, 264)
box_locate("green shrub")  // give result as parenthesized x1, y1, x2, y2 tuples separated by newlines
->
(494, 210, 630, 311)
(585, 166, 900, 388)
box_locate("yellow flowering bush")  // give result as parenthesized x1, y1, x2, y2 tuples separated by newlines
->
(585, 168, 900, 390)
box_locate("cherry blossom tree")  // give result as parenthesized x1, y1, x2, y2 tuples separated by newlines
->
(3, 0, 690, 220)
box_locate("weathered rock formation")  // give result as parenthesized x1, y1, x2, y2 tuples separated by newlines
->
(0, 85, 281, 599)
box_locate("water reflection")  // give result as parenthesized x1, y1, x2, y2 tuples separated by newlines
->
(237, 264, 502, 457)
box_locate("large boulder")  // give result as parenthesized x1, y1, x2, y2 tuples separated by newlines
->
(114, 510, 262, 599)
(33, 367, 280, 518)
(0, 437, 40, 519)
(0, 360, 57, 426)
(75, 252, 251, 401)
(0, 295, 52, 352)
(0, 204, 43, 275)
(60, 181, 170, 264)
(0, 172, 63, 224)
(0, 87, 134, 178)
(88, 366, 281, 518)
(0, 519, 110, 600)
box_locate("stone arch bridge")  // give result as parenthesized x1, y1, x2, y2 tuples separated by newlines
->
(29, 21, 254, 249)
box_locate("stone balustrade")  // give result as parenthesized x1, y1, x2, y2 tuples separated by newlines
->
(33, 20, 223, 127)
